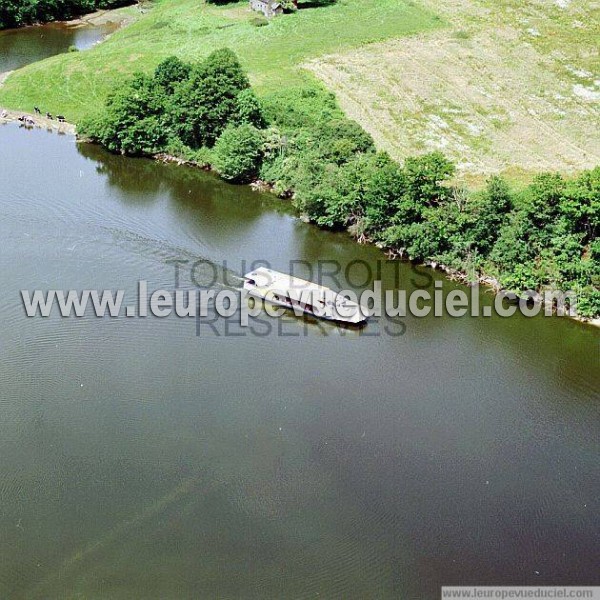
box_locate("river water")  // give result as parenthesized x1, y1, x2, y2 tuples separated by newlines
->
(1, 52, 599, 600)
(0, 20, 119, 74)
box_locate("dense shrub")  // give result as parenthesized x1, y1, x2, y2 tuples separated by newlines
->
(261, 84, 343, 129)
(250, 16, 268, 27)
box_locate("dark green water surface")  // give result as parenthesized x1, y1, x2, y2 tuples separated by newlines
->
(0, 20, 118, 74)
(0, 123, 598, 599)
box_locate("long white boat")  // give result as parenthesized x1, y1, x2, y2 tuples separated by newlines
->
(243, 267, 368, 325)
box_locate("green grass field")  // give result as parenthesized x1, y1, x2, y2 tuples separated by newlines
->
(0, 0, 442, 122)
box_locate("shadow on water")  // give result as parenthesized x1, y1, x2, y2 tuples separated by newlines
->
(77, 141, 302, 266)
(79, 144, 168, 201)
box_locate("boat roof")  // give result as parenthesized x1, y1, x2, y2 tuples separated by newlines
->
(245, 267, 341, 301)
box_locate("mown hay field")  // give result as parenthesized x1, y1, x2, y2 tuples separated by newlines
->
(305, 0, 600, 182)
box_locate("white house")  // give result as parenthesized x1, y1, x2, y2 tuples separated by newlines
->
(249, 0, 284, 17)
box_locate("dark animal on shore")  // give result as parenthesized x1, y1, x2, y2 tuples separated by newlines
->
(46, 112, 53, 120)
(34, 106, 41, 114)
(57, 115, 66, 122)
(17, 115, 26, 122)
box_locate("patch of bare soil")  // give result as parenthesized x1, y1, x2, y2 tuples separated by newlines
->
(64, 5, 137, 29)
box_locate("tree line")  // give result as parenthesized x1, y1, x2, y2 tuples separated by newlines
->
(80, 50, 600, 318)
(0, 0, 131, 29)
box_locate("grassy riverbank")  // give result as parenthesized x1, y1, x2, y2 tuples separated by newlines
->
(3, 0, 598, 183)
(0, 0, 441, 122)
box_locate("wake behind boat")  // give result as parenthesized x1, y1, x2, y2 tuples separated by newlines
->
(243, 267, 368, 325)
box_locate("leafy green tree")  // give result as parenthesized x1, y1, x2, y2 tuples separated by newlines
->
(154, 56, 191, 95)
(560, 166, 600, 241)
(295, 154, 375, 228)
(361, 154, 407, 233)
(403, 151, 456, 206)
(465, 176, 513, 254)
(213, 124, 263, 183)
(525, 172, 565, 231)
(234, 88, 266, 128)
(80, 73, 166, 155)
(168, 48, 250, 148)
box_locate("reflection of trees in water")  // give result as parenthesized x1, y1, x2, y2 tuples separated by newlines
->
(77, 142, 165, 200)
(76, 140, 293, 242)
